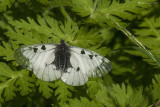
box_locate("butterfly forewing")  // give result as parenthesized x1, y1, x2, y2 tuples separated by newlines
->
(14, 44, 62, 81)
(69, 46, 112, 77)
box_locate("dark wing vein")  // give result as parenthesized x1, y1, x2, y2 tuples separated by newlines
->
(48, 66, 50, 81)
(52, 65, 57, 80)
(94, 56, 105, 76)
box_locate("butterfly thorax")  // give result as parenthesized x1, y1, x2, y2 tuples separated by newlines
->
(53, 40, 72, 71)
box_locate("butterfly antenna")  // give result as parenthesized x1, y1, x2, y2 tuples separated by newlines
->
(64, 31, 75, 40)
(52, 33, 62, 40)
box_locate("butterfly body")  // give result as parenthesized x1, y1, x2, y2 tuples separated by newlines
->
(14, 40, 112, 86)
(53, 40, 72, 71)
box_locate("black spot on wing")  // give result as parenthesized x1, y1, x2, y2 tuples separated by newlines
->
(89, 54, 93, 59)
(81, 49, 85, 54)
(95, 55, 98, 57)
(77, 67, 80, 71)
(45, 63, 48, 67)
(41, 45, 46, 50)
(33, 47, 38, 53)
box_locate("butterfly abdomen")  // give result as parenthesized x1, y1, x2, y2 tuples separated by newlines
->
(53, 40, 72, 71)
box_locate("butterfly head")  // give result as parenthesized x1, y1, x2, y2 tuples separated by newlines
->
(60, 39, 66, 45)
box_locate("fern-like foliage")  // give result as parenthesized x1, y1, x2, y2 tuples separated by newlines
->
(96, 83, 149, 107)
(53, 80, 74, 105)
(151, 74, 160, 102)
(0, 0, 53, 12)
(0, 0, 15, 12)
(134, 17, 160, 51)
(35, 79, 55, 99)
(0, 62, 35, 106)
(0, 0, 159, 106)
(0, 41, 15, 61)
(8, 15, 78, 44)
(52, 0, 72, 7)
(125, 17, 160, 67)
(71, 0, 157, 26)
(64, 97, 103, 107)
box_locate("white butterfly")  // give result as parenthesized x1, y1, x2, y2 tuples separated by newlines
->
(14, 40, 112, 86)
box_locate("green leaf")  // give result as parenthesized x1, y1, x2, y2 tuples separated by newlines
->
(0, 0, 15, 12)
(7, 15, 78, 44)
(0, 62, 14, 79)
(0, 41, 15, 61)
(151, 74, 160, 101)
(91, 0, 156, 25)
(125, 17, 160, 67)
(64, 97, 104, 107)
(0, 62, 17, 101)
(15, 70, 36, 96)
(134, 17, 160, 47)
(0, 12, 13, 30)
(0, 62, 36, 103)
(71, 0, 95, 17)
(71, 0, 157, 26)
(3, 79, 17, 101)
(52, 0, 72, 7)
(86, 81, 101, 99)
(0, 89, 4, 104)
(53, 80, 74, 105)
(89, 45, 111, 56)
(37, 0, 50, 5)
(96, 83, 149, 107)
(36, 79, 55, 99)
(71, 27, 103, 48)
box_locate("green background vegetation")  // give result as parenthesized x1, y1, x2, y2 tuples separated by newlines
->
(0, 0, 160, 107)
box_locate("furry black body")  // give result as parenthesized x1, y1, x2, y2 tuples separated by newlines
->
(53, 40, 72, 71)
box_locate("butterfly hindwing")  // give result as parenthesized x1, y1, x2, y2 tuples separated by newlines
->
(61, 68, 88, 86)
(61, 50, 88, 86)
(61, 46, 112, 86)
(14, 44, 62, 81)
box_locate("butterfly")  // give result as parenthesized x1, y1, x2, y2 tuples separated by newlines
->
(14, 39, 112, 86)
